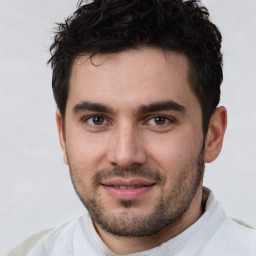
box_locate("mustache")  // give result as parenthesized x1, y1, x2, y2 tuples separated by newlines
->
(92, 165, 164, 185)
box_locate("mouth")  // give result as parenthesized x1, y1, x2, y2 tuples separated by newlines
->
(107, 185, 151, 189)
(101, 178, 156, 200)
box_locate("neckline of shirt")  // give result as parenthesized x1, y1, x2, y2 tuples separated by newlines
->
(84, 187, 226, 256)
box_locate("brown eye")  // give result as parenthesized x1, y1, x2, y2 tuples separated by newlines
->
(147, 115, 175, 126)
(153, 116, 166, 125)
(86, 116, 107, 126)
(92, 116, 105, 125)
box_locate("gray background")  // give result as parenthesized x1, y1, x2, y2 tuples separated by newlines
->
(0, 0, 255, 255)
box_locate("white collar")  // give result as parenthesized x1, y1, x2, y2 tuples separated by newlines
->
(86, 188, 226, 256)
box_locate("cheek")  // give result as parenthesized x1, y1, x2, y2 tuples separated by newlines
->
(65, 130, 108, 171)
(145, 129, 202, 174)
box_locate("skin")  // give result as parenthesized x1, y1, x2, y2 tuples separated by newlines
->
(56, 47, 227, 254)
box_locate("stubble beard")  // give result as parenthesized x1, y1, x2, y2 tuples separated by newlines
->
(68, 149, 205, 238)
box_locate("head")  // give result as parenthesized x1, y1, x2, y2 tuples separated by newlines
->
(49, 0, 223, 135)
(49, 0, 227, 249)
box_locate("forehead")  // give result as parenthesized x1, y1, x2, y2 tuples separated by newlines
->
(68, 47, 198, 112)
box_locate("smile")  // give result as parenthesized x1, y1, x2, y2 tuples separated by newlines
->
(101, 178, 156, 200)
(108, 185, 149, 189)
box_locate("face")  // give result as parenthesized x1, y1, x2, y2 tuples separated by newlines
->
(58, 48, 207, 237)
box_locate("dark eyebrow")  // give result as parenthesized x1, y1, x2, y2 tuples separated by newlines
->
(73, 101, 115, 114)
(137, 100, 186, 115)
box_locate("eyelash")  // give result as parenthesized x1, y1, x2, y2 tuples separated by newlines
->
(146, 115, 176, 126)
(82, 115, 110, 127)
(82, 114, 176, 128)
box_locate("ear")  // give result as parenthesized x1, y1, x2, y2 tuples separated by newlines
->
(204, 107, 227, 163)
(56, 109, 68, 165)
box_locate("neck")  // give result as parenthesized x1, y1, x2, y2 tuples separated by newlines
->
(94, 187, 205, 255)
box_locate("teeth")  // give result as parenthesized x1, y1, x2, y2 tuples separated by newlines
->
(113, 185, 142, 189)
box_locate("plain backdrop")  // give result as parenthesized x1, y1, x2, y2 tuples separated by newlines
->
(0, 0, 255, 255)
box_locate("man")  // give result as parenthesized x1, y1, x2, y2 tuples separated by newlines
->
(8, 0, 256, 255)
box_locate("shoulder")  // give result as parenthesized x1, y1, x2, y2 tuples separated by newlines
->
(7, 229, 53, 256)
(7, 215, 87, 256)
(201, 217, 256, 255)
(15, 214, 100, 256)
(220, 218, 256, 243)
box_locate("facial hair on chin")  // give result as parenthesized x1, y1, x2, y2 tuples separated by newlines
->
(68, 149, 205, 238)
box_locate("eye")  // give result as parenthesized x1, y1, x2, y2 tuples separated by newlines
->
(85, 115, 108, 126)
(147, 116, 174, 126)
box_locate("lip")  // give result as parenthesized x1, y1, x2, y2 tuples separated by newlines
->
(101, 178, 156, 200)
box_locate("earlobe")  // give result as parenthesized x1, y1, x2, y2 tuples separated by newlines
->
(56, 110, 68, 165)
(204, 107, 227, 163)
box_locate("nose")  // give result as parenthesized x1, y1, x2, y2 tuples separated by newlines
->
(107, 123, 147, 169)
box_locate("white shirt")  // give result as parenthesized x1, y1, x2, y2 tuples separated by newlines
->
(27, 191, 256, 256)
